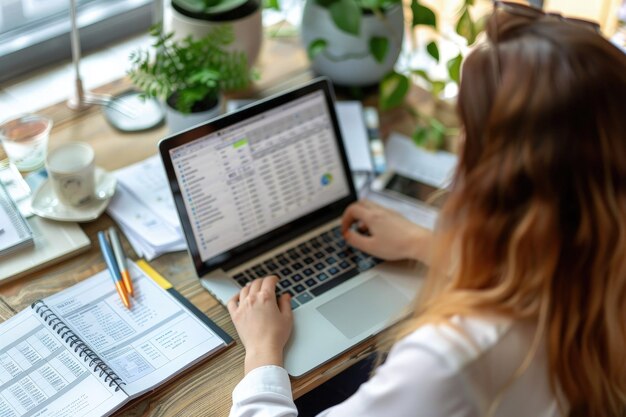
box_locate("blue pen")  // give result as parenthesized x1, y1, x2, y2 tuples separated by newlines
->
(97, 231, 131, 309)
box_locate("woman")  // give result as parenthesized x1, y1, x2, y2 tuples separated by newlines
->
(227, 3, 626, 417)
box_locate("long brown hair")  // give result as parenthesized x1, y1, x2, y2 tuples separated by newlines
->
(387, 10, 626, 417)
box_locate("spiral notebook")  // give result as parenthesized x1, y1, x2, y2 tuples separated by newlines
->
(0, 260, 233, 417)
(0, 181, 33, 256)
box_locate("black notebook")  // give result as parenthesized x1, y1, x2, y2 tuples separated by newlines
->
(0, 260, 232, 417)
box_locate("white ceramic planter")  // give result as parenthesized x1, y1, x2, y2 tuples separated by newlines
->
(169, 4, 262, 66)
(301, 1, 404, 86)
(165, 95, 223, 134)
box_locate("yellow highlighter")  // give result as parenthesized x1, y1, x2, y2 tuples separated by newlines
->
(108, 226, 134, 298)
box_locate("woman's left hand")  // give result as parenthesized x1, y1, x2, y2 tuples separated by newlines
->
(227, 276, 294, 374)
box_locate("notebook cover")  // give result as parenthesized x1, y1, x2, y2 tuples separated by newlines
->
(0, 216, 90, 283)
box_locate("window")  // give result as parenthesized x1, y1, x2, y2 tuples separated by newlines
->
(0, 0, 155, 83)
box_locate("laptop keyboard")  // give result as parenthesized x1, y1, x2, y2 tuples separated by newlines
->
(231, 226, 382, 309)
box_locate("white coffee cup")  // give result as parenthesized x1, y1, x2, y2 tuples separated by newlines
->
(46, 142, 95, 207)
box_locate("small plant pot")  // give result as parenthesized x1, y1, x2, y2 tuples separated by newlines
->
(300, 1, 404, 87)
(165, 94, 223, 134)
(169, 0, 262, 66)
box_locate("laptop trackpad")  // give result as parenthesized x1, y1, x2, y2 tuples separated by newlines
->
(317, 276, 409, 339)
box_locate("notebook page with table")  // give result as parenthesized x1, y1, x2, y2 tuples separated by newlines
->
(0, 261, 231, 417)
(0, 309, 128, 417)
(42, 261, 227, 397)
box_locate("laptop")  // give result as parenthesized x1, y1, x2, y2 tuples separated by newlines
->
(159, 78, 423, 377)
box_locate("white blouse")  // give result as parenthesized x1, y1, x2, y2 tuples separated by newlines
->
(229, 316, 563, 417)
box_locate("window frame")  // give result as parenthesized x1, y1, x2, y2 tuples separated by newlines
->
(0, 0, 155, 84)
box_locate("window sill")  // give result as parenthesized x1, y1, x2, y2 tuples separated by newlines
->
(0, 33, 151, 120)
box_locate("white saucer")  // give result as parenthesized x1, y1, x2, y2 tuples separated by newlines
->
(31, 167, 117, 222)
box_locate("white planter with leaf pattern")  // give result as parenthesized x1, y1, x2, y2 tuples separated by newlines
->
(300, 0, 404, 86)
(169, 0, 262, 66)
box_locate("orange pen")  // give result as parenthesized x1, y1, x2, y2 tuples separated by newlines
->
(108, 227, 134, 297)
(113, 279, 131, 309)
(97, 231, 131, 309)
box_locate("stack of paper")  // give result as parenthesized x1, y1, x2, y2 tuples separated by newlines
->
(335, 101, 373, 173)
(0, 161, 33, 216)
(0, 180, 33, 255)
(107, 155, 187, 260)
(385, 132, 457, 189)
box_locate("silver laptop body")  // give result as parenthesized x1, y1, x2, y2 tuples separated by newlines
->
(159, 79, 423, 377)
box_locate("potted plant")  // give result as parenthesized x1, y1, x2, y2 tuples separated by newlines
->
(169, 0, 263, 66)
(297, 0, 485, 149)
(300, 0, 404, 87)
(129, 24, 253, 133)
(378, 0, 487, 150)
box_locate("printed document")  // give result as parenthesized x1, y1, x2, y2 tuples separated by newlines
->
(107, 156, 187, 260)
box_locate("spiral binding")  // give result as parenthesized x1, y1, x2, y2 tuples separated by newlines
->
(31, 300, 127, 393)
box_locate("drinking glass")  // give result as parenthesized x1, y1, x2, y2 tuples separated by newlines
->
(0, 114, 53, 171)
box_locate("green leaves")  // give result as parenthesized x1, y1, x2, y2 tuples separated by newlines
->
(358, 0, 379, 9)
(148, 23, 163, 38)
(474, 14, 489, 36)
(413, 117, 447, 150)
(329, 0, 362, 36)
(128, 25, 252, 113)
(447, 54, 463, 84)
(412, 69, 445, 98)
(201, 0, 221, 8)
(431, 81, 446, 97)
(456, 8, 478, 45)
(187, 68, 220, 86)
(411, 0, 436, 28)
(307, 39, 328, 60)
(369, 37, 389, 63)
(426, 41, 439, 62)
(263, 0, 280, 10)
(178, 87, 211, 114)
(315, 0, 337, 7)
(379, 71, 409, 111)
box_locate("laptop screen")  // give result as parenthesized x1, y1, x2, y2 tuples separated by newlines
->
(168, 90, 351, 264)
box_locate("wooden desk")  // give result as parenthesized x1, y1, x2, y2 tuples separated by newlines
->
(0, 35, 445, 416)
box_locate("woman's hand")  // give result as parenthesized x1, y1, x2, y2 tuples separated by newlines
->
(227, 276, 293, 375)
(341, 200, 432, 264)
